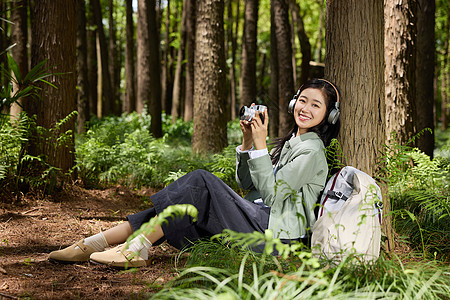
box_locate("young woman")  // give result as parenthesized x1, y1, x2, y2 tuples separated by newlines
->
(49, 78, 341, 268)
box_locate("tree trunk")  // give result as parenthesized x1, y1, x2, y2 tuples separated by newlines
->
(76, 0, 90, 133)
(87, 0, 98, 117)
(325, 0, 391, 250)
(415, 0, 435, 157)
(441, 3, 450, 131)
(184, 0, 196, 121)
(26, 0, 77, 172)
(136, 0, 151, 115)
(269, 0, 279, 139)
(192, 0, 227, 153)
(108, 0, 120, 115)
(290, 0, 311, 85)
(315, 0, 324, 63)
(385, 0, 417, 146)
(239, 0, 259, 107)
(10, 0, 29, 119)
(227, 0, 238, 120)
(91, 0, 113, 117)
(123, 0, 136, 113)
(171, 0, 186, 122)
(148, 0, 162, 137)
(273, 0, 294, 137)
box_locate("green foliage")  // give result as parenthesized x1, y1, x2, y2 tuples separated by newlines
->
(381, 130, 450, 261)
(151, 232, 450, 299)
(76, 112, 239, 188)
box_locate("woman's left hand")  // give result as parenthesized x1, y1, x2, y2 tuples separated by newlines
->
(251, 109, 269, 150)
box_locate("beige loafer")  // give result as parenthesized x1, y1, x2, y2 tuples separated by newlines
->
(49, 240, 97, 263)
(90, 243, 148, 269)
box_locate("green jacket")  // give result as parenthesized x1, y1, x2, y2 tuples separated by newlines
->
(236, 132, 328, 239)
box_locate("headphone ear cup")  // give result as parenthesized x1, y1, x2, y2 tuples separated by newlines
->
(328, 108, 340, 124)
(288, 99, 297, 115)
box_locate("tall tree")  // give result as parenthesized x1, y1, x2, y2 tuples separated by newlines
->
(25, 0, 77, 172)
(91, 0, 114, 116)
(290, 0, 311, 85)
(385, 0, 417, 146)
(192, 0, 227, 153)
(272, 0, 294, 136)
(171, 0, 186, 121)
(325, 0, 391, 250)
(226, 0, 239, 120)
(87, 0, 98, 117)
(76, 0, 90, 133)
(268, 0, 279, 139)
(239, 0, 259, 107)
(123, 0, 136, 113)
(137, 0, 162, 137)
(415, 0, 435, 157)
(184, 0, 196, 121)
(108, 0, 120, 115)
(161, 0, 173, 114)
(9, 0, 28, 119)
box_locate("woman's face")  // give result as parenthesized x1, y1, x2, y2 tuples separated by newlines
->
(294, 88, 328, 135)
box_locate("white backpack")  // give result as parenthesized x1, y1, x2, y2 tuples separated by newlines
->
(311, 166, 383, 262)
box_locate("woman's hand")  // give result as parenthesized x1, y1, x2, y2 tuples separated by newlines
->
(251, 108, 269, 150)
(240, 119, 253, 150)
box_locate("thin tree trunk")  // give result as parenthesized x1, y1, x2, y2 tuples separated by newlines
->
(184, 0, 196, 121)
(76, 0, 90, 133)
(172, 0, 186, 122)
(290, 0, 311, 84)
(441, 3, 450, 131)
(269, 0, 279, 139)
(161, 0, 170, 113)
(228, 0, 238, 120)
(239, 0, 259, 107)
(91, 0, 113, 116)
(415, 0, 435, 157)
(108, 0, 120, 115)
(87, 0, 98, 117)
(123, 0, 136, 113)
(10, 0, 28, 119)
(148, 0, 162, 137)
(273, 0, 294, 137)
(315, 0, 324, 63)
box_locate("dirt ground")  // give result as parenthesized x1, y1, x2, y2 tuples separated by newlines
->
(0, 185, 185, 300)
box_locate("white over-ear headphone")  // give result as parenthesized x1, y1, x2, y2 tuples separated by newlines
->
(288, 79, 341, 125)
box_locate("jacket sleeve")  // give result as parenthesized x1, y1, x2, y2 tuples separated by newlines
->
(247, 149, 325, 207)
(235, 150, 256, 190)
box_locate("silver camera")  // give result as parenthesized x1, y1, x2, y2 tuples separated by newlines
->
(239, 105, 267, 123)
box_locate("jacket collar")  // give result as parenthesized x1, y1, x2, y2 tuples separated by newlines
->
(287, 132, 321, 148)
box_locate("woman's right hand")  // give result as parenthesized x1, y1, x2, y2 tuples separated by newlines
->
(240, 119, 253, 151)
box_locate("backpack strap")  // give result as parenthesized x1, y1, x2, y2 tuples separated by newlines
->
(319, 168, 343, 217)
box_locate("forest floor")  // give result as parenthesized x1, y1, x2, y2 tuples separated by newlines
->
(0, 184, 185, 300)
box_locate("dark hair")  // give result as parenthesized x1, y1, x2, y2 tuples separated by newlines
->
(270, 78, 341, 165)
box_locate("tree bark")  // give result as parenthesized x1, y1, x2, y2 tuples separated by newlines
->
(239, 0, 259, 107)
(10, 0, 29, 119)
(227, 0, 238, 120)
(91, 0, 113, 116)
(184, 0, 196, 121)
(415, 0, 435, 157)
(269, 0, 279, 139)
(290, 0, 311, 85)
(76, 0, 90, 133)
(385, 0, 417, 146)
(192, 0, 227, 153)
(272, 0, 294, 137)
(123, 0, 136, 113)
(26, 0, 77, 172)
(325, 0, 391, 250)
(108, 0, 120, 115)
(171, 0, 186, 122)
(87, 0, 98, 117)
